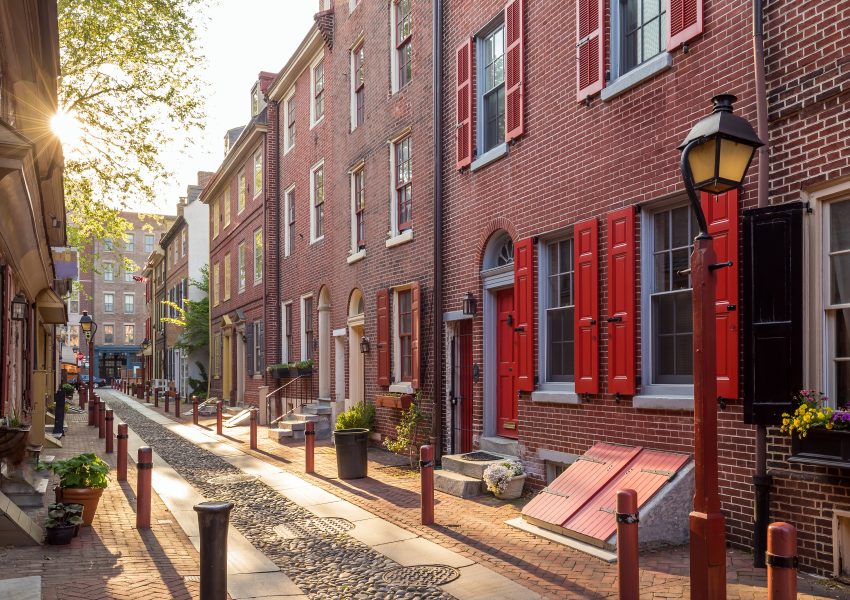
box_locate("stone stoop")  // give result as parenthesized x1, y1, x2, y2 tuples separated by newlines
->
(268, 400, 333, 444)
(434, 451, 511, 499)
(1, 457, 53, 509)
(0, 490, 43, 545)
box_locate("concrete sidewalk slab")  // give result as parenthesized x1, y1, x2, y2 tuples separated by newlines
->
(349, 517, 419, 546)
(0, 576, 41, 600)
(227, 572, 304, 599)
(373, 536, 475, 568)
(306, 499, 375, 522)
(441, 564, 543, 600)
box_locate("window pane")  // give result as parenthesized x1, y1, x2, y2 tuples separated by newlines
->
(671, 206, 691, 248)
(671, 249, 690, 290)
(831, 200, 850, 251)
(654, 252, 670, 291)
(654, 211, 670, 251)
(653, 290, 693, 383)
(831, 254, 850, 305)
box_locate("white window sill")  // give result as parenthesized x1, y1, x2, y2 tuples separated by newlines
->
(310, 235, 325, 245)
(389, 382, 413, 394)
(284, 144, 294, 155)
(254, 279, 262, 286)
(632, 395, 694, 411)
(601, 52, 673, 102)
(471, 143, 509, 172)
(531, 390, 581, 405)
(347, 249, 366, 264)
(385, 229, 414, 248)
(310, 115, 325, 130)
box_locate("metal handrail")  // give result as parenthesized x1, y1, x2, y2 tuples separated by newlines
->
(264, 374, 314, 426)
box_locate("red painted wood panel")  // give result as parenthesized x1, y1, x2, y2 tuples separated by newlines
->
(606, 208, 635, 395)
(574, 218, 599, 393)
(505, 0, 524, 141)
(513, 237, 535, 392)
(496, 288, 518, 438)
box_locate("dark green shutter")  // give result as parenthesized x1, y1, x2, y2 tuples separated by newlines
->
(246, 321, 254, 376)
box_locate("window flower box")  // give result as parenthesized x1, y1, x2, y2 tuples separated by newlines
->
(375, 393, 412, 410)
(790, 428, 850, 468)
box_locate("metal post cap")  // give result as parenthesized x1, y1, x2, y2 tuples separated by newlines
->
(194, 500, 234, 514)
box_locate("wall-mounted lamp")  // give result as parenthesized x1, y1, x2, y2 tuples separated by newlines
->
(11, 293, 27, 321)
(360, 337, 371, 354)
(462, 292, 477, 317)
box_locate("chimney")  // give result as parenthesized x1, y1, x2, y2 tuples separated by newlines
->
(176, 197, 187, 217)
(197, 171, 215, 188)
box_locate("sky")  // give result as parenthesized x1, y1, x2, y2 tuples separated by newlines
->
(153, 0, 318, 214)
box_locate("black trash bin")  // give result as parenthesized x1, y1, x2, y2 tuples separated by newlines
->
(333, 428, 369, 479)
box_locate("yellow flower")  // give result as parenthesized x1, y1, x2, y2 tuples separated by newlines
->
(804, 413, 813, 422)
(817, 412, 825, 420)
(783, 418, 790, 426)
(794, 419, 801, 428)
(827, 423, 834, 430)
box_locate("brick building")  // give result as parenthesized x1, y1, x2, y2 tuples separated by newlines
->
(264, 0, 437, 439)
(202, 74, 275, 406)
(438, 0, 850, 577)
(80, 212, 172, 380)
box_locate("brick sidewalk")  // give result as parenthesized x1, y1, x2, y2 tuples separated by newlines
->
(135, 396, 849, 600)
(0, 407, 211, 600)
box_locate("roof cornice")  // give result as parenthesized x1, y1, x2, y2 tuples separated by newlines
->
(199, 122, 267, 203)
(268, 26, 324, 101)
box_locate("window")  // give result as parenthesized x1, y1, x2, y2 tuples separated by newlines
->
(103, 263, 114, 282)
(104, 239, 114, 252)
(254, 228, 263, 283)
(181, 229, 186, 257)
(224, 252, 231, 301)
(103, 324, 114, 344)
(144, 234, 155, 253)
(352, 42, 365, 129)
(124, 270, 133, 283)
(254, 148, 263, 198)
(311, 162, 325, 242)
(312, 58, 325, 125)
(124, 294, 134, 314)
(353, 168, 366, 250)
(125, 235, 135, 252)
(213, 262, 220, 306)
(69, 290, 79, 315)
(251, 85, 260, 117)
(125, 324, 135, 345)
(541, 238, 575, 384)
(302, 295, 314, 361)
(285, 185, 295, 257)
(252, 321, 264, 375)
(238, 173, 246, 213)
(645, 205, 696, 386)
(223, 190, 231, 228)
(285, 92, 296, 151)
(620, 0, 666, 73)
(394, 0, 413, 90)
(477, 23, 506, 154)
(213, 197, 220, 238)
(104, 293, 114, 313)
(398, 289, 413, 381)
(283, 302, 293, 363)
(238, 242, 246, 291)
(824, 199, 850, 408)
(394, 136, 412, 232)
(213, 332, 222, 378)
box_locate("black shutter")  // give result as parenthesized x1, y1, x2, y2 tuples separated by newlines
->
(742, 202, 805, 425)
(258, 322, 265, 372)
(246, 322, 254, 376)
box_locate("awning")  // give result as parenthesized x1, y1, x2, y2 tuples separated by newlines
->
(36, 287, 66, 324)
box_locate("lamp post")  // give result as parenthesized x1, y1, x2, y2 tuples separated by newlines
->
(679, 94, 762, 600)
(140, 338, 150, 386)
(79, 311, 98, 401)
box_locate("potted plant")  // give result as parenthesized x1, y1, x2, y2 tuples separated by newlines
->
(781, 390, 850, 466)
(44, 503, 84, 545)
(295, 359, 313, 376)
(333, 402, 375, 479)
(383, 401, 425, 468)
(483, 459, 526, 500)
(375, 391, 413, 410)
(50, 453, 109, 526)
(61, 383, 75, 399)
(0, 410, 30, 465)
(266, 363, 291, 379)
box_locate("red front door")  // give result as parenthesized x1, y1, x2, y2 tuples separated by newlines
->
(497, 288, 518, 438)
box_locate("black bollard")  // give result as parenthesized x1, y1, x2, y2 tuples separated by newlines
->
(194, 501, 234, 600)
(52, 389, 66, 436)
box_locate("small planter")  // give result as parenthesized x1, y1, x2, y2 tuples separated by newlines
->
(267, 367, 292, 380)
(57, 487, 104, 526)
(494, 474, 526, 500)
(297, 367, 313, 377)
(45, 525, 76, 545)
(791, 427, 850, 468)
(375, 394, 413, 410)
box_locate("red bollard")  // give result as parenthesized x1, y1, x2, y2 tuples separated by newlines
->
(216, 401, 223, 435)
(164, 392, 170, 414)
(153, 388, 159, 407)
(616, 489, 640, 600)
(192, 395, 199, 426)
(174, 392, 181, 419)
(88, 396, 96, 426)
(136, 447, 152, 529)
(420, 445, 434, 525)
(250, 409, 258, 451)
(117, 423, 128, 481)
(79, 386, 87, 410)
(767, 522, 797, 600)
(305, 420, 315, 473)
(105, 409, 114, 453)
(98, 400, 106, 439)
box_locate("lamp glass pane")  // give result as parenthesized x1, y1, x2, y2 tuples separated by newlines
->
(687, 138, 718, 186)
(718, 138, 756, 184)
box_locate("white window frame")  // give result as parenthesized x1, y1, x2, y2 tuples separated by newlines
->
(103, 323, 115, 344)
(123, 270, 133, 283)
(387, 131, 413, 245)
(125, 234, 135, 252)
(124, 323, 135, 345)
(310, 160, 325, 244)
(104, 292, 114, 313)
(103, 262, 114, 282)
(252, 321, 263, 375)
(475, 17, 507, 159)
(181, 229, 186, 257)
(253, 147, 263, 199)
(123, 293, 135, 315)
(389, 0, 413, 94)
(283, 88, 296, 153)
(301, 294, 314, 360)
(284, 184, 295, 257)
(253, 228, 263, 284)
(213, 197, 220, 237)
(350, 37, 365, 131)
(144, 234, 155, 253)
(391, 283, 416, 389)
(223, 252, 231, 301)
(310, 53, 325, 128)
(349, 162, 366, 258)
(238, 242, 246, 292)
(238, 172, 246, 214)
(223, 189, 231, 228)
(281, 301, 293, 364)
(536, 233, 576, 394)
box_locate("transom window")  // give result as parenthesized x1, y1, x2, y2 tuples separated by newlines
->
(621, 0, 666, 73)
(395, 0, 413, 88)
(353, 43, 365, 128)
(354, 169, 365, 249)
(479, 24, 505, 153)
(545, 239, 575, 383)
(826, 199, 850, 407)
(395, 136, 412, 231)
(649, 205, 696, 384)
(398, 289, 413, 381)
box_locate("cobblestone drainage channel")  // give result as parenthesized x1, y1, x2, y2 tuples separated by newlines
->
(381, 565, 461, 587)
(273, 518, 355, 539)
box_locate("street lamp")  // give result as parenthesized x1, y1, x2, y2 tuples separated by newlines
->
(11, 293, 27, 321)
(79, 311, 98, 403)
(679, 94, 762, 600)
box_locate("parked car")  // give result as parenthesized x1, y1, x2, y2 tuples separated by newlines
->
(70, 375, 107, 388)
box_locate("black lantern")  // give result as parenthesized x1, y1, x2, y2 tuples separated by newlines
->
(79, 310, 96, 342)
(140, 338, 151, 351)
(11, 293, 27, 321)
(462, 292, 477, 317)
(360, 337, 371, 354)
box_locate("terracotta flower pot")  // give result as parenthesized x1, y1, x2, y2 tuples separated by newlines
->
(58, 487, 104, 526)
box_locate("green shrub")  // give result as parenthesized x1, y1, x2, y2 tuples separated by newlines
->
(60, 383, 75, 396)
(49, 453, 109, 489)
(336, 401, 375, 431)
(384, 402, 426, 468)
(45, 503, 84, 528)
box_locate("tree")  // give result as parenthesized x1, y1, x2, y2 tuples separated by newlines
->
(57, 0, 206, 271)
(161, 265, 209, 354)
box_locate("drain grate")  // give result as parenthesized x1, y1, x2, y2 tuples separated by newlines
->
(460, 451, 503, 462)
(183, 575, 200, 583)
(273, 517, 354, 539)
(207, 473, 259, 486)
(381, 565, 460, 587)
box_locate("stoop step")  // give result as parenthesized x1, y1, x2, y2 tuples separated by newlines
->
(434, 470, 484, 498)
(442, 453, 508, 480)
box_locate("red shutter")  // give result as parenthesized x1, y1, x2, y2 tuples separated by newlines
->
(606, 208, 636, 395)
(456, 39, 474, 169)
(505, 0, 524, 141)
(514, 237, 535, 392)
(574, 218, 599, 394)
(576, 0, 604, 102)
(667, 0, 703, 51)
(411, 281, 421, 389)
(702, 190, 739, 400)
(376, 289, 390, 386)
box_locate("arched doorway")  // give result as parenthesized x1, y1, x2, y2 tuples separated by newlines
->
(347, 289, 365, 410)
(317, 287, 332, 400)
